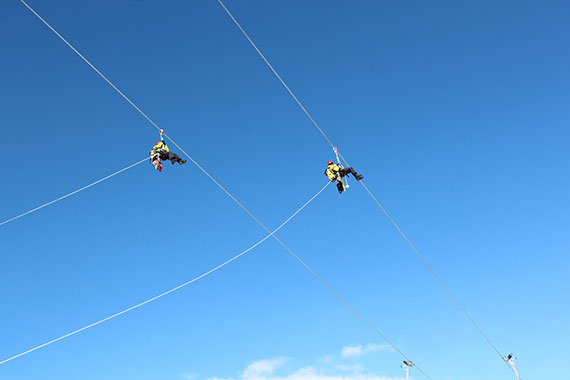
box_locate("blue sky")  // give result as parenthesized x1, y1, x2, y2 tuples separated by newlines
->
(1, 0, 569, 379)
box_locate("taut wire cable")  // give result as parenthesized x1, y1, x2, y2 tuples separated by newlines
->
(215, 0, 513, 374)
(18, 2, 429, 377)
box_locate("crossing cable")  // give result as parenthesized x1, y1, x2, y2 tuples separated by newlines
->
(0, 181, 330, 366)
(215, 0, 514, 374)
(0, 157, 148, 228)
(19, 2, 432, 378)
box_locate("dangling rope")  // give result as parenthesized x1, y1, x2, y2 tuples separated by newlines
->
(333, 146, 348, 190)
(18, 3, 430, 379)
(0, 157, 148, 228)
(0, 181, 331, 366)
(214, 0, 514, 376)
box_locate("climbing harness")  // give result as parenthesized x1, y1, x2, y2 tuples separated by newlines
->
(151, 128, 165, 172)
(17, 2, 434, 378)
(333, 146, 348, 192)
(151, 151, 162, 172)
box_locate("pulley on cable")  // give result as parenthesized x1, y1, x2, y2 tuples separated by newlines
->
(149, 128, 187, 172)
(504, 354, 520, 380)
(323, 147, 364, 194)
(401, 361, 414, 380)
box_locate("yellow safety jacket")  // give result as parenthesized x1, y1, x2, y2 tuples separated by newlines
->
(325, 163, 342, 181)
(150, 141, 169, 158)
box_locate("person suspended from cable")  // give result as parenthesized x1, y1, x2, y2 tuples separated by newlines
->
(324, 159, 363, 194)
(150, 129, 186, 172)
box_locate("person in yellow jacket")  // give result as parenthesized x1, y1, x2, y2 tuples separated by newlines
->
(324, 160, 363, 193)
(150, 138, 186, 172)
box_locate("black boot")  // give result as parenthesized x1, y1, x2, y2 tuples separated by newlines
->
(179, 160, 187, 165)
(355, 174, 364, 181)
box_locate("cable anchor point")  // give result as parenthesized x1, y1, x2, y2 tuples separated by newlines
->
(503, 354, 520, 380)
(401, 360, 414, 380)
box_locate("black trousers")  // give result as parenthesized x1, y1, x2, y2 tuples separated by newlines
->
(339, 167, 358, 178)
(160, 151, 184, 164)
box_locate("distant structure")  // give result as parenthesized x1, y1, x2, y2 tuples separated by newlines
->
(401, 360, 414, 380)
(504, 353, 520, 380)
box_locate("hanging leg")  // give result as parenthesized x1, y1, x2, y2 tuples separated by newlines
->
(341, 167, 363, 180)
(165, 152, 187, 165)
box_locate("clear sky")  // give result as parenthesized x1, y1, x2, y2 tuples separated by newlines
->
(1, 1, 568, 379)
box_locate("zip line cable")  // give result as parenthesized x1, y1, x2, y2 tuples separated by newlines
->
(0, 181, 330, 366)
(216, 0, 335, 150)
(0, 157, 148, 228)
(19, 2, 432, 378)
(18, 0, 270, 232)
(215, 0, 514, 374)
(359, 181, 506, 360)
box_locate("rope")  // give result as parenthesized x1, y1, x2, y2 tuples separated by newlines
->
(215, 0, 514, 375)
(264, 231, 432, 380)
(19, 3, 427, 377)
(0, 157, 148, 228)
(19, 0, 265, 233)
(0, 181, 330, 366)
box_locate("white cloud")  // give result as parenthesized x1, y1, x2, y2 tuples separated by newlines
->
(341, 343, 394, 358)
(244, 365, 401, 380)
(204, 356, 403, 380)
(180, 372, 199, 380)
(286, 368, 403, 380)
(341, 346, 364, 358)
(200, 342, 404, 380)
(319, 355, 333, 365)
(242, 357, 290, 380)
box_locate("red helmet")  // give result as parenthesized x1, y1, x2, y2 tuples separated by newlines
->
(156, 141, 162, 145)
(327, 160, 334, 165)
